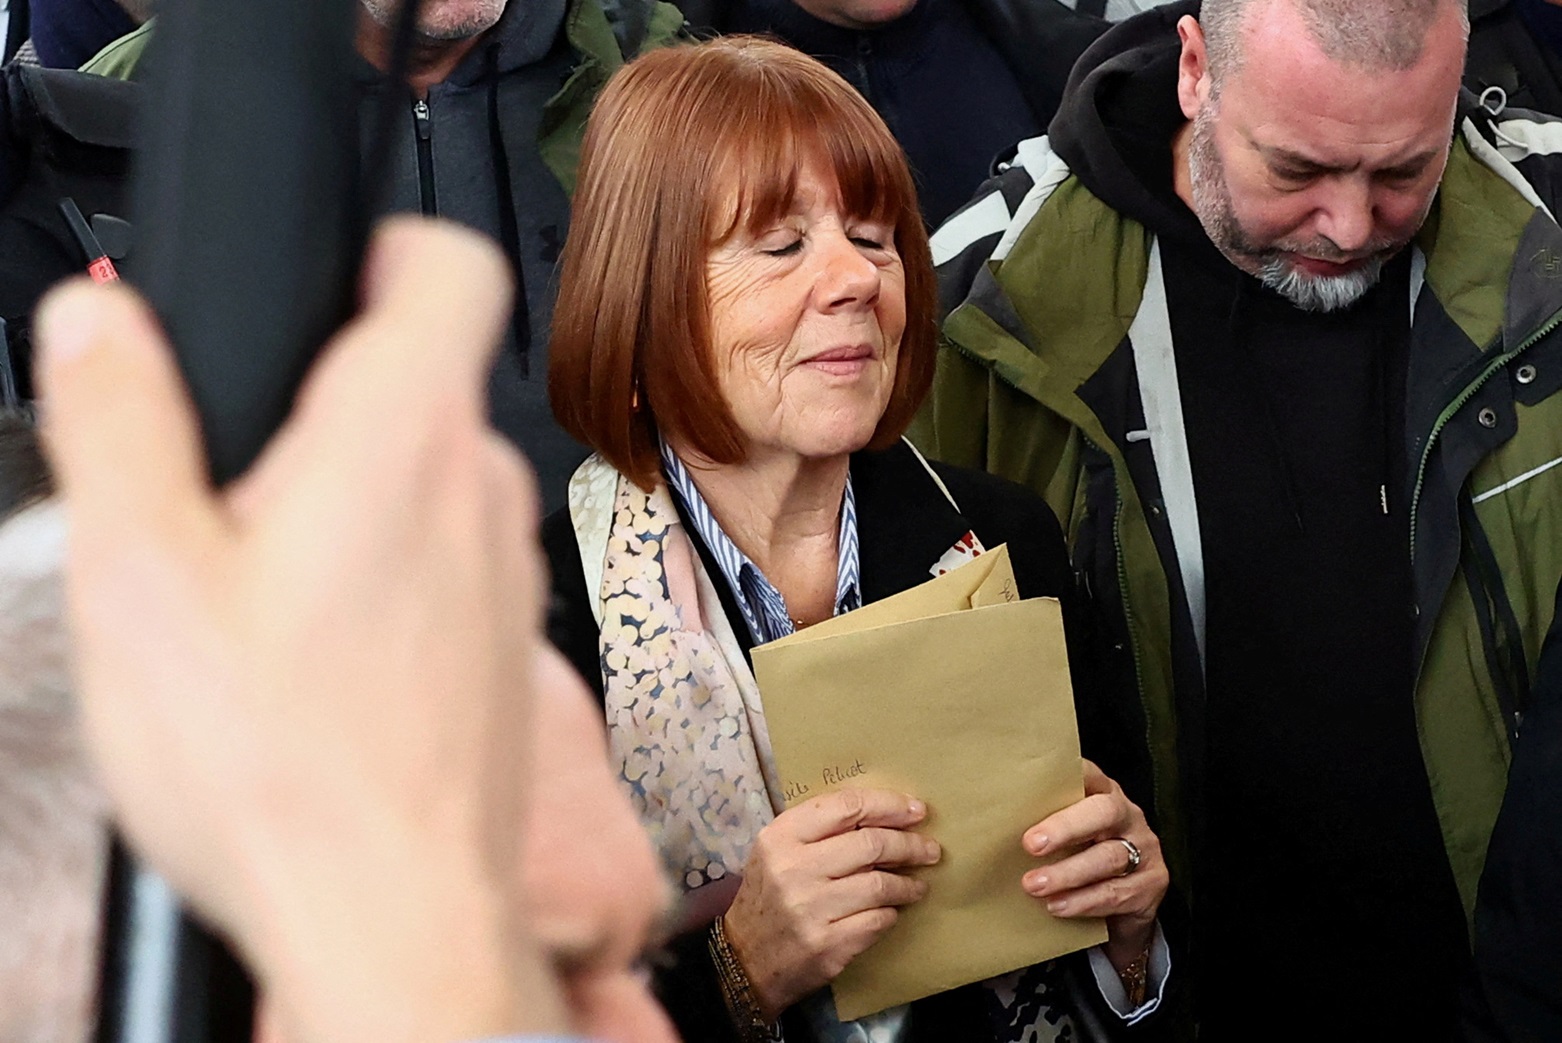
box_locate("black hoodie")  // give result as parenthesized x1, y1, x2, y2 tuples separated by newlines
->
(1050, 5, 1470, 1037)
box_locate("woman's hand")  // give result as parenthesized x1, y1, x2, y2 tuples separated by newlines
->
(1020, 760, 1168, 973)
(722, 788, 941, 1020)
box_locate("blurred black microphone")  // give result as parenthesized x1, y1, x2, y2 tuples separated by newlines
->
(90, 0, 405, 1037)
(130, 0, 362, 483)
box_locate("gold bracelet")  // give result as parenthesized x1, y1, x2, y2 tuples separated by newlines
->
(1117, 945, 1151, 1009)
(709, 915, 777, 1043)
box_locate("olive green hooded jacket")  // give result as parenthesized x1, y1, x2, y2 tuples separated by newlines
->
(913, 102, 1562, 932)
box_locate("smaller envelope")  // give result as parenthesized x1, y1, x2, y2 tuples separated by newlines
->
(752, 547, 1106, 1020)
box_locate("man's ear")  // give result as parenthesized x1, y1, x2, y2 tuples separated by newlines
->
(1177, 15, 1211, 121)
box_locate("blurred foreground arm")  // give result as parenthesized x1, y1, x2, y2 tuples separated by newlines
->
(37, 217, 569, 1043)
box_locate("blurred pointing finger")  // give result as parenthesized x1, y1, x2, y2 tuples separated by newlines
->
(350, 217, 514, 395)
(37, 279, 218, 557)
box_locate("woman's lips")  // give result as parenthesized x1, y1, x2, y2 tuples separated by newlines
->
(804, 345, 873, 376)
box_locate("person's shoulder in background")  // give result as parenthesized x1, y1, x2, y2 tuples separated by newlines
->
(80, 19, 152, 80)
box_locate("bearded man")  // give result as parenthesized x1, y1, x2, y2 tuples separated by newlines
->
(915, 0, 1562, 1035)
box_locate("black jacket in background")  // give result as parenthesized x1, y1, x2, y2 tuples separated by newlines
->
(0, 0, 664, 511)
(1473, 577, 1562, 1042)
(1467, 0, 1562, 116)
(0, 63, 133, 401)
(678, 0, 1107, 227)
(2, 0, 28, 64)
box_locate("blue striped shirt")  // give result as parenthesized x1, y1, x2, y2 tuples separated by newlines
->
(660, 442, 861, 644)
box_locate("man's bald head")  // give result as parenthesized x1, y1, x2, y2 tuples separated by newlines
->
(1201, 0, 1469, 95)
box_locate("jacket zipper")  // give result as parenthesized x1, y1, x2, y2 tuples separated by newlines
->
(1409, 305, 1562, 560)
(412, 99, 436, 216)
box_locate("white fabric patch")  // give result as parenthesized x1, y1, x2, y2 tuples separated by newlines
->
(992, 138, 1073, 263)
(1130, 241, 1207, 668)
(931, 191, 1014, 267)
(1495, 118, 1562, 161)
(1463, 117, 1553, 220)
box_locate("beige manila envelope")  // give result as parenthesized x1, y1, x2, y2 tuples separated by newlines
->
(750, 546, 1108, 1020)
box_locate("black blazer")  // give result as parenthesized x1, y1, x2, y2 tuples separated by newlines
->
(543, 441, 1159, 1043)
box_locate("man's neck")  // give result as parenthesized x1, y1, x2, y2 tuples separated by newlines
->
(1170, 120, 1196, 212)
(356, 9, 490, 97)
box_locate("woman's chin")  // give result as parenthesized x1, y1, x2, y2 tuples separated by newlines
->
(780, 425, 881, 462)
(759, 392, 891, 462)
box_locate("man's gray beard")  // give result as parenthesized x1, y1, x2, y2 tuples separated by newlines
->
(1186, 106, 1388, 314)
(1253, 254, 1384, 313)
(359, 0, 507, 41)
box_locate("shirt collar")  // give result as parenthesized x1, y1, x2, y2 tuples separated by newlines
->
(659, 440, 861, 646)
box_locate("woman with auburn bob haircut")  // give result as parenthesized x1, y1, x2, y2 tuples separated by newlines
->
(544, 36, 1170, 1043)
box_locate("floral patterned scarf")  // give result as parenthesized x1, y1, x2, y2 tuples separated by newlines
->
(568, 454, 782, 895)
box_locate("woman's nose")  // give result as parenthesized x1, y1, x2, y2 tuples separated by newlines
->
(814, 228, 880, 310)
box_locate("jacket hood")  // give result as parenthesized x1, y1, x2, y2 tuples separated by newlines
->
(1048, 0, 1208, 249)
(1469, 0, 1508, 21)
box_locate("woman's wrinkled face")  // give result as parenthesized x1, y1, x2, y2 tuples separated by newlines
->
(704, 157, 905, 465)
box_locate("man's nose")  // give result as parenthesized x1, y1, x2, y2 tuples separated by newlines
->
(1312, 178, 1376, 254)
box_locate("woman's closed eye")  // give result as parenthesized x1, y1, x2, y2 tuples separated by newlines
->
(847, 222, 895, 253)
(762, 238, 804, 257)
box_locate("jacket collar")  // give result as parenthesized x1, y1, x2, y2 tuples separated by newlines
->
(673, 441, 973, 654)
(948, 105, 1558, 434)
(1421, 114, 1562, 356)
